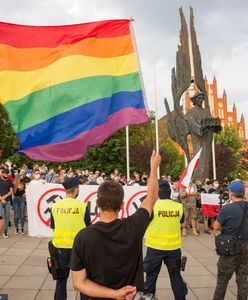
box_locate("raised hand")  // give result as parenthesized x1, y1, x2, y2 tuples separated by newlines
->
(150, 150, 161, 169)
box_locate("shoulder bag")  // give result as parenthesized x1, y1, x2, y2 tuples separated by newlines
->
(215, 202, 248, 256)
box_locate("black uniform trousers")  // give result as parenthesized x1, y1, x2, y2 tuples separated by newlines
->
(144, 247, 187, 300)
(213, 243, 248, 300)
(55, 248, 88, 300)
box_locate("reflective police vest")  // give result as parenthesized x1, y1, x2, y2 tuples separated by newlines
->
(52, 197, 87, 249)
(145, 199, 183, 251)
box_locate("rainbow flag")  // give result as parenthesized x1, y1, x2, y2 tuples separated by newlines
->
(0, 19, 149, 161)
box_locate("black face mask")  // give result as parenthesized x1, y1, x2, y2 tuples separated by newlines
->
(2, 175, 8, 179)
(206, 181, 210, 185)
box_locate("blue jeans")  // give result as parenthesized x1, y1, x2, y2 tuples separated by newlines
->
(0, 201, 11, 233)
(144, 248, 188, 299)
(13, 196, 26, 229)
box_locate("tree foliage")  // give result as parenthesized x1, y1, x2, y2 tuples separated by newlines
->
(241, 146, 248, 171)
(0, 105, 19, 159)
(160, 138, 184, 180)
(215, 125, 243, 152)
(215, 125, 247, 180)
(214, 144, 237, 181)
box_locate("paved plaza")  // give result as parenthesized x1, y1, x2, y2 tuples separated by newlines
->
(0, 225, 238, 300)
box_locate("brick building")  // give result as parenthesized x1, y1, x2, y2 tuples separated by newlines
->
(184, 76, 246, 139)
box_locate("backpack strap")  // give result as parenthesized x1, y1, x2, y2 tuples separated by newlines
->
(238, 202, 248, 239)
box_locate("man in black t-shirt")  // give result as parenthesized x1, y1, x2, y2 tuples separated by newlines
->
(213, 181, 248, 300)
(70, 151, 161, 299)
(0, 168, 13, 238)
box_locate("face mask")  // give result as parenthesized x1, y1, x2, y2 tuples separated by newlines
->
(34, 174, 40, 180)
(2, 175, 8, 179)
(206, 181, 210, 185)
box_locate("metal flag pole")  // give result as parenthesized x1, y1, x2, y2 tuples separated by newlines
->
(153, 51, 160, 179)
(212, 134, 217, 179)
(182, 94, 188, 167)
(129, 18, 149, 114)
(126, 126, 130, 180)
(129, 18, 157, 176)
(207, 75, 217, 180)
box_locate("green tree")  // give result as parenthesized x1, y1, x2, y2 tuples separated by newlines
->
(0, 105, 19, 160)
(80, 130, 126, 174)
(215, 125, 243, 152)
(215, 125, 247, 180)
(160, 138, 184, 181)
(241, 146, 248, 172)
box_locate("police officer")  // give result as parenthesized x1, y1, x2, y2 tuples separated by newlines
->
(51, 177, 90, 300)
(144, 180, 187, 300)
(213, 181, 248, 300)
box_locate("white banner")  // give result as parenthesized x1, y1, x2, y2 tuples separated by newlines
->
(201, 193, 220, 205)
(26, 182, 147, 237)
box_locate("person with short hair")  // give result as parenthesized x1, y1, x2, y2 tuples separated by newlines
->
(144, 180, 187, 299)
(213, 181, 248, 300)
(50, 177, 91, 300)
(70, 151, 161, 299)
(0, 168, 13, 238)
(180, 182, 199, 237)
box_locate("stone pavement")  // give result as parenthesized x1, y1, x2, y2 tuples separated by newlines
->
(0, 225, 238, 300)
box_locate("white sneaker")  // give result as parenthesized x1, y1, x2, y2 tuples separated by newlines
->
(3, 232, 8, 238)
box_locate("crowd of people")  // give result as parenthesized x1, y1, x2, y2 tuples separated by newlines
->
(0, 159, 246, 239)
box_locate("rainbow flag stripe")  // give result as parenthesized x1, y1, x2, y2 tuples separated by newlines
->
(0, 19, 149, 161)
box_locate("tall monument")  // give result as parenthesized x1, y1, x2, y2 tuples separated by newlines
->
(164, 7, 221, 181)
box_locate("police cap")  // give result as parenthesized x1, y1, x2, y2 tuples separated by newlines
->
(158, 180, 171, 199)
(62, 177, 80, 190)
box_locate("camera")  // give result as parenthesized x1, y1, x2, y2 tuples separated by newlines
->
(219, 192, 229, 204)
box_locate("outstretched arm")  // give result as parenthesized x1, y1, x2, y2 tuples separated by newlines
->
(72, 269, 136, 299)
(140, 151, 161, 216)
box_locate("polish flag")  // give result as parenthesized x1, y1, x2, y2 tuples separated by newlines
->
(178, 148, 202, 188)
(201, 193, 220, 217)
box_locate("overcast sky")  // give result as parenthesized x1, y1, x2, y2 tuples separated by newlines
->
(1, 0, 247, 135)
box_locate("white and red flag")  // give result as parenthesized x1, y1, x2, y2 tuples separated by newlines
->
(178, 148, 202, 188)
(201, 193, 220, 217)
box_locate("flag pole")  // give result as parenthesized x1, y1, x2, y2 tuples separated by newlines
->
(153, 50, 160, 179)
(126, 126, 130, 180)
(212, 134, 217, 180)
(129, 18, 150, 117)
(182, 94, 188, 167)
(129, 19, 156, 174)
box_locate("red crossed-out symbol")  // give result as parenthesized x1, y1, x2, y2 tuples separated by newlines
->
(125, 190, 147, 217)
(84, 192, 125, 224)
(37, 188, 65, 227)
